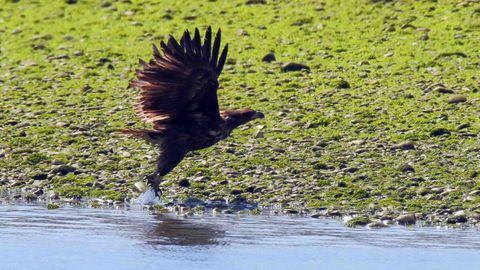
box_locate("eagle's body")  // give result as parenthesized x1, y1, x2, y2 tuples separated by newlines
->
(120, 27, 264, 195)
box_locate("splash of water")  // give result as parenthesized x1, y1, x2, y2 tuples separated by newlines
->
(133, 187, 161, 205)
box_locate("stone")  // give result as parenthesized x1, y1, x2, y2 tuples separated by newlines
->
(283, 209, 299, 214)
(393, 141, 415, 150)
(178, 179, 190, 187)
(246, 0, 266, 4)
(345, 216, 371, 227)
(447, 210, 468, 224)
(51, 165, 77, 175)
(281, 62, 310, 72)
(399, 164, 415, 172)
(448, 95, 467, 104)
(262, 53, 276, 63)
(133, 181, 147, 192)
(430, 128, 451, 137)
(333, 79, 350, 89)
(367, 221, 389, 228)
(396, 214, 416, 225)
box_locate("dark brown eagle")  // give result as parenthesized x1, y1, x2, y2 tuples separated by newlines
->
(120, 27, 264, 196)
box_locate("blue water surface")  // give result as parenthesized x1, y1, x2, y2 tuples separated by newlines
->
(0, 204, 479, 270)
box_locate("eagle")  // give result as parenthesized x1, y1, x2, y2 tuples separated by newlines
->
(119, 27, 264, 196)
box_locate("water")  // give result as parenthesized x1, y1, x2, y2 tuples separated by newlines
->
(0, 204, 479, 270)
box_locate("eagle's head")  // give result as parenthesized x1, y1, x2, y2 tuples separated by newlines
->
(221, 108, 264, 134)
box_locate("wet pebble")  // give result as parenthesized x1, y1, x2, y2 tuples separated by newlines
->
(367, 221, 389, 229)
(446, 210, 468, 224)
(345, 216, 371, 227)
(396, 214, 416, 225)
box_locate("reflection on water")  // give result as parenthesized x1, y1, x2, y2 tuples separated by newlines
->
(0, 203, 479, 270)
(140, 215, 225, 246)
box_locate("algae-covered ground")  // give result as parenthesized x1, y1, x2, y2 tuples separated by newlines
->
(1, 0, 479, 223)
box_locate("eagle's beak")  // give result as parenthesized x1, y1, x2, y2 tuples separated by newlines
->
(253, 111, 265, 119)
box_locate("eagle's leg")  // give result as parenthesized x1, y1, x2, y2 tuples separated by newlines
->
(146, 172, 163, 196)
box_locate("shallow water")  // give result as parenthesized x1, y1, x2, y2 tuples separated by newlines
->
(0, 204, 479, 270)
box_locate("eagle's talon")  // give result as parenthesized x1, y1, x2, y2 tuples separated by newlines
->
(146, 173, 162, 197)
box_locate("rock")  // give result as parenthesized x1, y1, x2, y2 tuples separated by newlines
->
(345, 216, 371, 227)
(396, 214, 416, 225)
(434, 86, 454, 94)
(310, 213, 321, 218)
(430, 128, 451, 137)
(337, 181, 347, 187)
(419, 33, 429, 40)
(281, 62, 310, 72)
(448, 95, 467, 104)
(236, 29, 249, 36)
(178, 179, 190, 187)
(332, 79, 350, 89)
(254, 130, 264, 138)
(182, 198, 204, 207)
(230, 189, 242, 195)
(133, 181, 147, 192)
(100, 1, 112, 7)
(262, 53, 276, 63)
(283, 209, 299, 214)
(393, 141, 415, 150)
(51, 165, 77, 175)
(447, 210, 468, 224)
(48, 54, 70, 60)
(32, 173, 48, 180)
(246, 0, 266, 4)
(457, 123, 470, 130)
(367, 221, 389, 228)
(399, 164, 415, 172)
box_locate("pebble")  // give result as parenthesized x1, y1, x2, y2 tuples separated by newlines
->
(399, 164, 415, 173)
(448, 95, 467, 104)
(393, 141, 415, 150)
(435, 86, 454, 94)
(51, 165, 77, 175)
(345, 216, 371, 227)
(457, 123, 470, 130)
(333, 79, 350, 89)
(281, 62, 310, 72)
(430, 128, 451, 137)
(178, 179, 190, 187)
(447, 210, 468, 224)
(396, 214, 416, 225)
(245, 0, 266, 4)
(367, 221, 389, 229)
(262, 53, 276, 63)
(133, 181, 147, 192)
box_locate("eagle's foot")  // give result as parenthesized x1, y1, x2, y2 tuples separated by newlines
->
(146, 173, 163, 197)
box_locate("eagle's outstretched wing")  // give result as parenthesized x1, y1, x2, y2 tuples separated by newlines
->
(130, 27, 228, 127)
